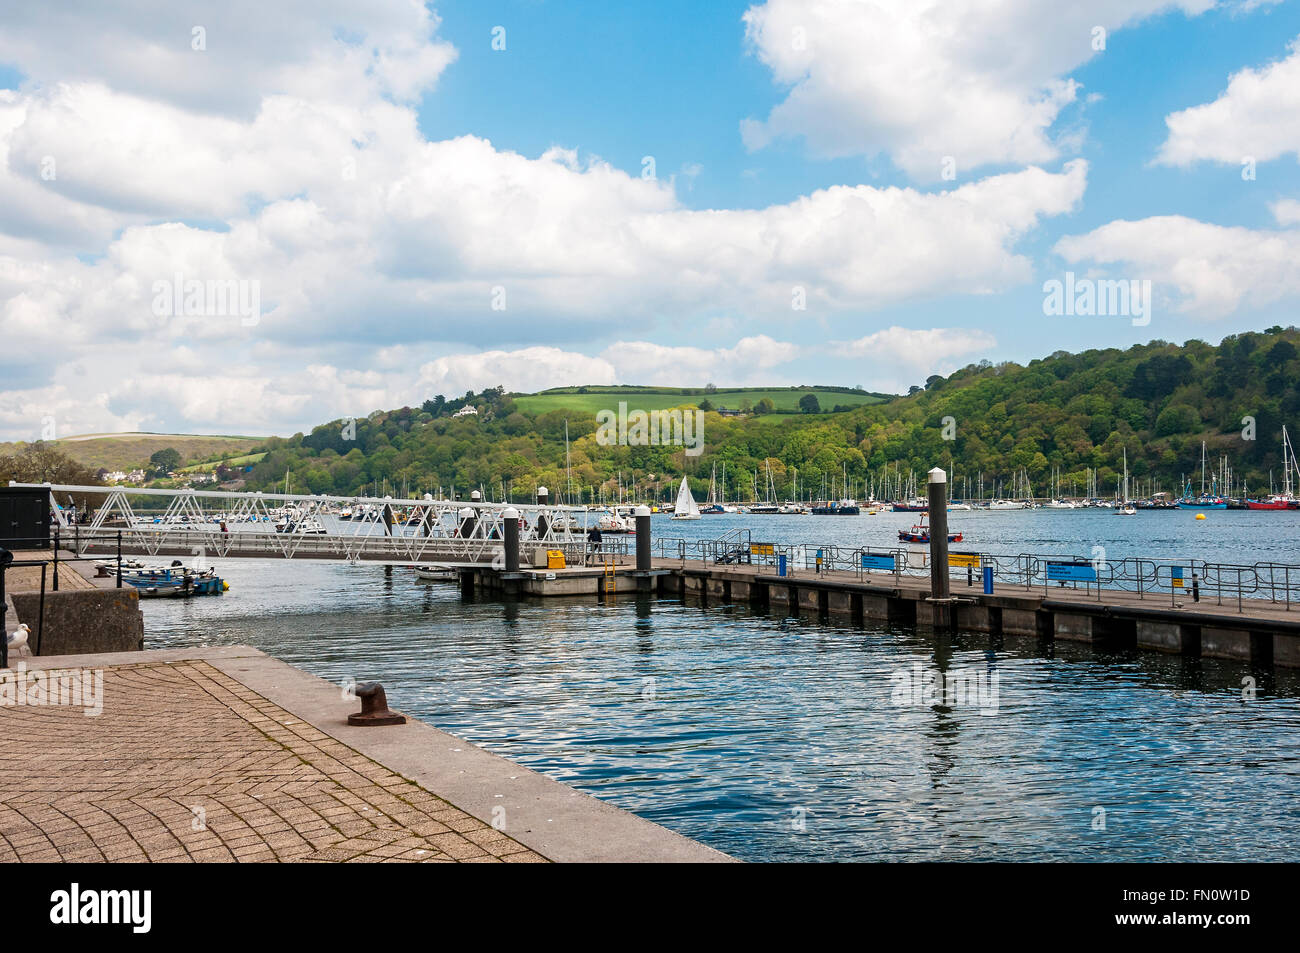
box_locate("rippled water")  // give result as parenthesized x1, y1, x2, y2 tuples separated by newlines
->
(141, 514, 1300, 861)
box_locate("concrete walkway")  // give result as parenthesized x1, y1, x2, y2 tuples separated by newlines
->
(0, 646, 730, 863)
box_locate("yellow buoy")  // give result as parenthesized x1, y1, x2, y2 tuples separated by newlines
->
(222, 580, 230, 590)
(1195, 513, 1206, 520)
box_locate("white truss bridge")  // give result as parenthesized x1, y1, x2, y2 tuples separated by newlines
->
(17, 483, 601, 567)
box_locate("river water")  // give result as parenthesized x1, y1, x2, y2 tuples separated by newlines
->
(141, 509, 1300, 861)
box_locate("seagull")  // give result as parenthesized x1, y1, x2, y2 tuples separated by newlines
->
(6, 623, 29, 651)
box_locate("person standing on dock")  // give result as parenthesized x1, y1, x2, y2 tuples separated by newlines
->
(587, 523, 603, 561)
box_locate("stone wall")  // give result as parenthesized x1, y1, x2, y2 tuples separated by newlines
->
(11, 588, 144, 656)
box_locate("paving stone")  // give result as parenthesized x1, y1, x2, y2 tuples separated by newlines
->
(0, 660, 546, 863)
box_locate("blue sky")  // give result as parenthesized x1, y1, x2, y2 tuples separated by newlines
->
(422, 0, 1300, 363)
(1, 1, 1299, 437)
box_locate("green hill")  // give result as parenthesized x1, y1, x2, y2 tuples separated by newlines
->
(0, 433, 262, 474)
(512, 385, 888, 416)
(235, 328, 1300, 503)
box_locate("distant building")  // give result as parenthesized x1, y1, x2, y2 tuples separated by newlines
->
(102, 469, 128, 483)
(127, 469, 146, 482)
(453, 405, 479, 418)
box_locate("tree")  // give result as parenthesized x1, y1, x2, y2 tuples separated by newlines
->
(149, 448, 182, 474)
(0, 443, 101, 486)
(799, 393, 821, 414)
(699, 398, 715, 412)
(755, 398, 775, 415)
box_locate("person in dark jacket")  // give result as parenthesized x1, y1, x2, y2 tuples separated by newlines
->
(586, 524, 603, 560)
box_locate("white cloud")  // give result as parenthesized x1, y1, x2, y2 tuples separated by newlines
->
(0, 1, 457, 117)
(601, 335, 801, 386)
(834, 326, 997, 388)
(1157, 36, 1300, 166)
(0, 3, 1094, 439)
(741, 0, 1214, 178)
(1271, 198, 1300, 226)
(413, 347, 617, 401)
(1054, 215, 1300, 318)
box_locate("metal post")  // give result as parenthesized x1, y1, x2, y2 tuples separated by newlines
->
(52, 527, 60, 592)
(927, 467, 951, 627)
(0, 548, 8, 670)
(535, 487, 549, 538)
(117, 530, 123, 588)
(634, 505, 651, 571)
(36, 564, 45, 656)
(503, 507, 520, 573)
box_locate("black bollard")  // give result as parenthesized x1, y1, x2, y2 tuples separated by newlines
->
(927, 467, 951, 626)
(458, 506, 478, 539)
(0, 545, 10, 669)
(535, 486, 549, 538)
(503, 507, 520, 572)
(635, 505, 651, 571)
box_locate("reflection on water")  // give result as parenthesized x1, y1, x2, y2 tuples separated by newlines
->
(142, 556, 1300, 862)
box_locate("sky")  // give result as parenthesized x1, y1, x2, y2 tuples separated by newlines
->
(2, 0, 1299, 440)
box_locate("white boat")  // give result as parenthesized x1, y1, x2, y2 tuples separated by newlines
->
(414, 565, 457, 581)
(670, 476, 701, 520)
(1117, 504, 1137, 516)
(595, 510, 633, 533)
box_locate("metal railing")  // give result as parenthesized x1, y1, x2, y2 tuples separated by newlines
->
(657, 532, 1298, 614)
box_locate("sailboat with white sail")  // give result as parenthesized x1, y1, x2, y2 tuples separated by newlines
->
(670, 475, 701, 520)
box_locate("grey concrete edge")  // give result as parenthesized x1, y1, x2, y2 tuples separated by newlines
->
(20, 646, 734, 864)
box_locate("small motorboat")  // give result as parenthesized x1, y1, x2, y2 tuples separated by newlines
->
(1116, 504, 1137, 516)
(898, 514, 962, 544)
(413, 565, 457, 582)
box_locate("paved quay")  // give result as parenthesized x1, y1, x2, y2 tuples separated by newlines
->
(0, 646, 730, 863)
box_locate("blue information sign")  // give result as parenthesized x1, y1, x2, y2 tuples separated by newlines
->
(860, 553, 896, 571)
(1046, 561, 1097, 583)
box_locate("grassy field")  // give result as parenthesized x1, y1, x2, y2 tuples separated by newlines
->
(512, 386, 891, 416)
(0, 433, 263, 472)
(177, 451, 267, 473)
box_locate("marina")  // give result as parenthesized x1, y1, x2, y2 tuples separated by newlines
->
(6, 474, 1300, 864)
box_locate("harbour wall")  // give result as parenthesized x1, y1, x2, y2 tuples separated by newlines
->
(461, 560, 1300, 668)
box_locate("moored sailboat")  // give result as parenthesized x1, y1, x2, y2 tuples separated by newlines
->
(670, 475, 701, 520)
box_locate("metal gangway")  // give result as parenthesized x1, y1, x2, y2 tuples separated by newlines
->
(13, 483, 602, 567)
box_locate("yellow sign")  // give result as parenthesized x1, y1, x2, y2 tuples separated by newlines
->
(948, 553, 980, 568)
(752, 543, 775, 557)
(546, 550, 566, 569)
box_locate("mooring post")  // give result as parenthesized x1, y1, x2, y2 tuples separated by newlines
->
(635, 505, 651, 571)
(52, 527, 60, 591)
(927, 466, 952, 628)
(535, 486, 549, 538)
(116, 530, 123, 588)
(0, 546, 10, 669)
(503, 507, 520, 572)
